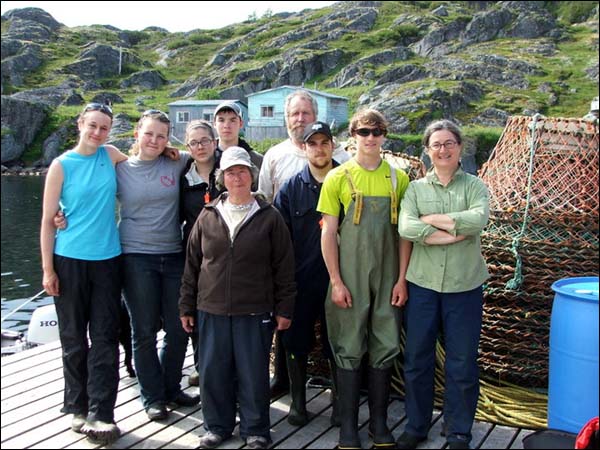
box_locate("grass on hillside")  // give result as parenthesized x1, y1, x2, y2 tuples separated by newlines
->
(5, 1, 598, 164)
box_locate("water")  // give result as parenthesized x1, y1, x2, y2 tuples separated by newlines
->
(1, 176, 53, 333)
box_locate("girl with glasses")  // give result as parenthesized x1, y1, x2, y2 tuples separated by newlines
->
(179, 120, 222, 387)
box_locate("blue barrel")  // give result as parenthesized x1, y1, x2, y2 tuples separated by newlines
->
(548, 277, 599, 433)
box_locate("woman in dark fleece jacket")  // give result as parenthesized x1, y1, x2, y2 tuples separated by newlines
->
(179, 147, 296, 450)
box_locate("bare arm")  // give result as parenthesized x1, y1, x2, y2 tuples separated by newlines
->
(321, 214, 353, 309)
(391, 238, 412, 307)
(105, 144, 128, 165)
(40, 161, 64, 296)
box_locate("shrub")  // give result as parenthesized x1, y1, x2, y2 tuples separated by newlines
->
(196, 89, 221, 100)
(189, 33, 215, 45)
(166, 38, 189, 50)
(247, 138, 285, 154)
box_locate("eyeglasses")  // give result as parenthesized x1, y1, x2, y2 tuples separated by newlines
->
(142, 109, 170, 123)
(354, 128, 385, 137)
(188, 138, 213, 148)
(84, 103, 113, 118)
(429, 140, 458, 151)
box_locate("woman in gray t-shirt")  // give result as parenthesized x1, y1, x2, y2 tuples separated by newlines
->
(117, 111, 198, 421)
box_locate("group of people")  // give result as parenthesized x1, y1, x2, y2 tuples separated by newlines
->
(41, 89, 490, 450)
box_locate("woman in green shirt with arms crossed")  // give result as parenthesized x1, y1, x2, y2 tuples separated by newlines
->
(396, 119, 490, 450)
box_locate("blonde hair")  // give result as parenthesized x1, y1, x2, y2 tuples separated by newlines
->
(129, 111, 171, 156)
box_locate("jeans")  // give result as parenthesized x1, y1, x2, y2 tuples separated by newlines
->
(403, 283, 483, 445)
(122, 253, 188, 409)
(53, 254, 121, 423)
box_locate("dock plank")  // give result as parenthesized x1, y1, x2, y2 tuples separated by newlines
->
(511, 429, 535, 449)
(1, 341, 531, 449)
(480, 424, 521, 449)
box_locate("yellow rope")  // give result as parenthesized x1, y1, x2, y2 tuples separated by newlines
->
(392, 338, 548, 429)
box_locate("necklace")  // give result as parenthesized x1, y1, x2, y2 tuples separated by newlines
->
(225, 199, 254, 211)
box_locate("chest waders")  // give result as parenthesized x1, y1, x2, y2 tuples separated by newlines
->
(325, 166, 401, 371)
(328, 165, 400, 449)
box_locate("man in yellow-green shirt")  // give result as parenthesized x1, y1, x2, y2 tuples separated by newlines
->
(396, 119, 489, 450)
(318, 109, 410, 449)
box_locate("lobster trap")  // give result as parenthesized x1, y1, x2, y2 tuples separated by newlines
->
(478, 115, 599, 387)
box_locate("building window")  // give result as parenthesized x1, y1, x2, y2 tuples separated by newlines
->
(261, 106, 274, 118)
(203, 113, 213, 122)
(177, 111, 190, 123)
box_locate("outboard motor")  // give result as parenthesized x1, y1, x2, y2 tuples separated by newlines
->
(27, 304, 60, 345)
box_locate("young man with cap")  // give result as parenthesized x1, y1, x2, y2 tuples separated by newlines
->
(273, 121, 340, 427)
(179, 147, 295, 450)
(213, 100, 263, 170)
(318, 109, 412, 449)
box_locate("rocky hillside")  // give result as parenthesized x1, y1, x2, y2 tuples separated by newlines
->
(1, 1, 598, 166)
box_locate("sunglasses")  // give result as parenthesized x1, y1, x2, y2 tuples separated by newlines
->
(354, 127, 385, 137)
(84, 103, 113, 119)
(142, 109, 170, 123)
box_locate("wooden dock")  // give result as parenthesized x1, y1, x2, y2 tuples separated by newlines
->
(1, 341, 533, 449)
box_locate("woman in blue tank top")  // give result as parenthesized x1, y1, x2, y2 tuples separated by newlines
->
(40, 103, 128, 445)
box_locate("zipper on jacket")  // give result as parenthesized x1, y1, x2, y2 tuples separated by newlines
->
(210, 199, 270, 313)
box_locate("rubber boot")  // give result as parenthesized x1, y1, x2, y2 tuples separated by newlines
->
(337, 367, 361, 449)
(286, 352, 308, 426)
(269, 332, 289, 398)
(328, 359, 340, 427)
(368, 366, 395, 448)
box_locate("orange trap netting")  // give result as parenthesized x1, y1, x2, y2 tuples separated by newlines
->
(478, 115, 599, 387)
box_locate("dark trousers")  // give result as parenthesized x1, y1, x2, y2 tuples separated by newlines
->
(197, 311, 274, 440)
(282, 289, 333, 359)
(403, 283, 483, 445)
(53, 254, 121, 423)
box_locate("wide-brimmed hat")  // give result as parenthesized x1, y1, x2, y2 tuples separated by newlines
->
(216, 146, 259, 188)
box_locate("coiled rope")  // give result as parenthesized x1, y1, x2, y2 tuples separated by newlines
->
(392, 337, 547, 429)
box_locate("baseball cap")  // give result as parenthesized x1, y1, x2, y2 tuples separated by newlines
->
(303, 121, 333, 142)
(214, 101, 243, 119)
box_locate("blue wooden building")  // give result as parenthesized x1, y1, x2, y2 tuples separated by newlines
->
(167, 99, 247, 145)
(245, 86, 348, 141)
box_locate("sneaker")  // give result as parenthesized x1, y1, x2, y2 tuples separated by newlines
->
(146, 403, 168, 421)
(71, 414, 86, 433)
(166, 391, 200, 409)
(246, 435, 271, 449)
(396, 431, 427, 449)
(188, 370, 200, 386)
(80, 420, 121, 445)
(199, 431, 224, 449)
